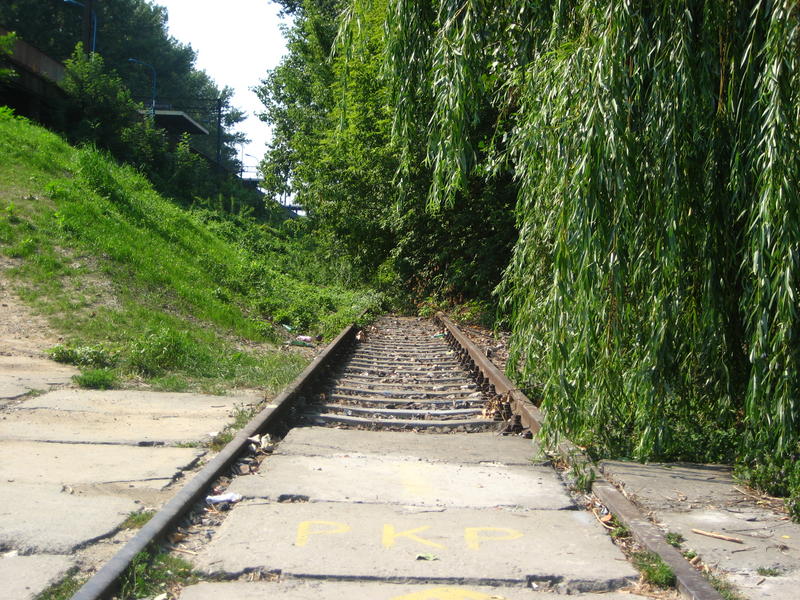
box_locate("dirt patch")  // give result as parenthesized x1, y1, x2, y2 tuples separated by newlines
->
(0, 260, 64, 357)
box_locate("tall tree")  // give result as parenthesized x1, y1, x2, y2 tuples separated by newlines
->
(378, 0, 800, 514)
(0, 0, 244, 171)
(258, 0, 517, 299)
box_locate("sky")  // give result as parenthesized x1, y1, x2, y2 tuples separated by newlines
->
(155, 0, 288, 176)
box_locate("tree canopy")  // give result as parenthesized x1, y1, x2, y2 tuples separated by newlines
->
(259, 0, 800, 516)
(0, 0, 245, 170)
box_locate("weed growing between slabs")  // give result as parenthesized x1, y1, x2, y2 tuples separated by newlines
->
(705, 573, 747, 600)
(631, 551, 676, 588)
(119, 548, 198, 599)
(209, 402, 257, 451)
(121, 510, 156, 530)
(0, 109, 381, 390)
(34, 569, 85, 600)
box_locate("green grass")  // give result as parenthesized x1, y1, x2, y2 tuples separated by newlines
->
(73, 368, 118, 389)
(611, 525, 630, 539)
(34, 570, 85, 600)
(631, 551, 676, 588)
(706, 572, 747, 600)
(665, 531, 685, 547)
(121, 510, 156, 530)
(756, 567, 780, 577)
(0, 109, 380, 391)
(209, 402, 257, 451)
(119, 549, 197, 598)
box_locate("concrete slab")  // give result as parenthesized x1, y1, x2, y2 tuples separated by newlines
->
(0, 440, 204, 484)
(657, 509, 800, 572)
(600, 460, 739, 512)
(16, 388, 258, 413)
(0, 408, 233, 444)
(601, 460, 800, 600)
(277, 427, 541, 465)
(0, 482, 137, 553)
(0, 355, 77, 401)
(0, 381, 31, 403)
(181, 580, 652, 600)
(195, 501, 637, 592)
(728, 569, 800, 600)
(229, 455, 573, 510)
(0, 389, 260, 444)
(0, 553, 74, 600)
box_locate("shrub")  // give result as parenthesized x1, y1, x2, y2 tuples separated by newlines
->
(73, 368, 117, 390)
(48, 344, 118, 368)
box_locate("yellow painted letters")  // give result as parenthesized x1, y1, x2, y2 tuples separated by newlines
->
(382, 524, 445, 549)
(391, 587, 500, 599)
(295, 520, 351, 547)
(464, 527, 523, 550)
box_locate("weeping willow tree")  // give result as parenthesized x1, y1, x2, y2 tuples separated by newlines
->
(360, 0, 800, 509)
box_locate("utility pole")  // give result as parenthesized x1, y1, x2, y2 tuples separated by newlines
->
(216, 97, 223, 169)
(82, 0, 95, 54)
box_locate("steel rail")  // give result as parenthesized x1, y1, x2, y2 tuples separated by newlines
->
(73, 312, 722, 600)
(434, 312, 723, 600)
(70, 323, 358, 600)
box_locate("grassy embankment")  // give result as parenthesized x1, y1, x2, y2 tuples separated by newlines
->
(0, 107, 380, 392)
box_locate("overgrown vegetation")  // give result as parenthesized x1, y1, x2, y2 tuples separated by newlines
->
(0, 0, 245, 167)
(34, 570, 85, 600)
(73, 368, 118, 390)
(0, 1, 265, 213)
(706, 572, 747, 600)
(121, 510, 156, 530)
(631, 551, 676, 588)
(665, 532, 684, 548)
(209, 402, 257, 450)
(0, 31, 16, 81)
(291, 0, 800, 514)
(0, 109, 379, 390)
(119, 549, 197, 598)
(258, 0, 516, 307)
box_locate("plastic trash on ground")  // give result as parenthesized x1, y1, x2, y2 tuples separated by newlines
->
(206, 492, 243, 505)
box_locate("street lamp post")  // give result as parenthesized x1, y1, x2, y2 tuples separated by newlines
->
(127, 58, 157, 116)
(63, 0, 97, 54)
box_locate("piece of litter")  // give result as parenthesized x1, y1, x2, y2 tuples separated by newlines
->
(290, 340, 314, 348)
(206, 492, 243, 505)
(691, 528, 744, 544)
(415, 553, 439, 561)
(296, 335, 313, 342)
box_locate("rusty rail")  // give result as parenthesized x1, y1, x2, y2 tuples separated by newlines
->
(71, 323, 358, 600)
(434, 312, 723, 600)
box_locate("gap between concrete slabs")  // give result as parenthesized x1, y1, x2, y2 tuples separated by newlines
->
(179, 580, 654, 600)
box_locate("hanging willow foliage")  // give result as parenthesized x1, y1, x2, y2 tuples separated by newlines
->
(369, 0, 800, 507)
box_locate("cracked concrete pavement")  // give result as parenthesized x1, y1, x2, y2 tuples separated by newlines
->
(188, 427, 645, 599)
(601, 460, 800, 600)
(0, 289, 262, 599)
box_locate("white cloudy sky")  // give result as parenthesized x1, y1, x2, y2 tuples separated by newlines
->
(155, 0, 288, 174)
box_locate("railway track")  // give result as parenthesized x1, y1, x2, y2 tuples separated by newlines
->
(305, 316, 498, 431)
(71, 315, 721, 600)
